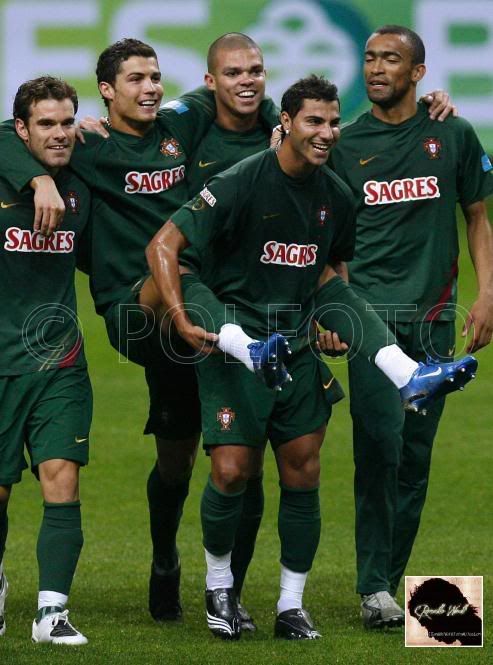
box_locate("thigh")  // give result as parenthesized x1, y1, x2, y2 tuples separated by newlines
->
(27, 365, 93, 473)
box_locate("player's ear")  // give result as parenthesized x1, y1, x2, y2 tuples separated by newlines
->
(204, 72, 216, 92)
(15, 118, 29, 142)
(280, 110, 292, 135)
(98, 81, 114, 105)
(412, 63, 426, 84)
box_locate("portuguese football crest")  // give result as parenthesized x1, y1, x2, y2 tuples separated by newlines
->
(64, 191, 80, 214)
(217, 407, 236, 431)
(423, 137, 442, 159)
(160, 138, 182, 159)
(317, 205, 330, 225)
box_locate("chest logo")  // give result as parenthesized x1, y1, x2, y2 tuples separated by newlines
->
(317, 205, 330, 226)
(160, 138, 182, 159)
(64, 191, 80, 214)
(359, 155, 378, 166)
(423, 137, 442, 159)
(198, 160, 217, 168)
(217, 407, 236, 431)
(364, 177, 440, 205)
(261, 241, 318, 267)
(4, 227, 75, 253)
(1, 201, 19, 209)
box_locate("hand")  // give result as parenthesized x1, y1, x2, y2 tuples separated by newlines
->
(78, 116, 110, 139)
(420, 90, 458, 122)
(270, 124, 283, 149)
(30, 175, 65, 236)
(175, 320, 219, 355)
(317, 330, 349, 357)
(461, 296, 493, 352)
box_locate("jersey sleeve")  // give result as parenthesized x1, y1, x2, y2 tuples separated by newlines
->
(68, 133, 101, 187)
(170, 173, 239, 253)
(258, 96, 280, 131)
(328, 176, 356, 263)
(158, 86, 216, 156)
(0, 119, 49, 190)
(456, 118, 493, 207)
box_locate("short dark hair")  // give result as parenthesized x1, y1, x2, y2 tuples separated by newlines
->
(373, 25, 425, 65)
(96, 38, 157, 106)
(207, 33, 262, 73)
(281, 75, 339, 119)
(13, 76, 78, 123)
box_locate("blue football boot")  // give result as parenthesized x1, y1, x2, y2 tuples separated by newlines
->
(248, 333, 292, 391)
(400, 355, 478, 414)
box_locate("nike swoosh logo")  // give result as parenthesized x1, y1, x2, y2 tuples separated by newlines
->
(75, 437, 88, 444)
(359, 155, 378, 166)
(262, 213, 280, 220)
(1, 201, 20, 209)
(323, 377, 335, 390)
(198, 160, 217, 168)
(425, 367, 442, 377)
(448, 347, 455, 357)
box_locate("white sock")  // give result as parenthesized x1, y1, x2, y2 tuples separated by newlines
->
(217, 323, 257, 371)
(38, 590, 68, 611)
(374, 344, 419, 389)
(277, 565, 308, 614)
(205, 549, 234, 590)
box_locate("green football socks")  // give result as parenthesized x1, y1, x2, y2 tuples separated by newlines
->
(201, 476, 245, 556)
(278, 485, 321, 573)
(37, 501, 83, 595)
(231, 474, 264, 598)
(147, 462, 189, 571)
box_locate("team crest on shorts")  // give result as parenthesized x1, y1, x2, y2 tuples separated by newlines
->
(160, 138, 182, 159)
(423, 137, 442, 159)
(64, 191, 80, 214)
(217, 407, 236, 431)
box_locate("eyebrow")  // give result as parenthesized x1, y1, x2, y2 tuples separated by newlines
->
(365, 49, 402, 58)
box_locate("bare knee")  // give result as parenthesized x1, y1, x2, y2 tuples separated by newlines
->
(156, 435, 200, 485)
(0, 485, 11, 509)
(276, 427, 325, 488)
(210, 446, 254, 494)
(38, 460, 80, 503)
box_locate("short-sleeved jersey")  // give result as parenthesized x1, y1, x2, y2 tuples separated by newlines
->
(0, 88, 216, 314)
(0, 169, 90, 374)
(171, 149, 355, 343)
(330, 103, 493, 322)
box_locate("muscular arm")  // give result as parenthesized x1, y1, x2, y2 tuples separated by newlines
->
(462, 199, 493, 352)
(145, 220, 218, 352)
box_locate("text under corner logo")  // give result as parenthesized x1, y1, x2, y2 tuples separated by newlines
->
(405, 576, 483, 647)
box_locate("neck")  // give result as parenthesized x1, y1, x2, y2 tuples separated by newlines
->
(276, 140, 317, 179)
(215, 107, 259, 132)
(371, 97, 418, 125)
(108, 115, 154, 138)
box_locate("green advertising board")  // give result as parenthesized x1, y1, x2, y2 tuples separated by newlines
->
(0, 0, 492, 149)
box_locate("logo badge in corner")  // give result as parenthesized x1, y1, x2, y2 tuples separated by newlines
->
(317, 204, 330, 225)
(217, 407, 236, 431)
(160, 138, 182, 159)
(405, 575, 483, 647)
(423, 137, 442, 159)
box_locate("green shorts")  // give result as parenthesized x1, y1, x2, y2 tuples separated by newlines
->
(104, 279, 201, 440)
(0, 365, 92, 485)
(197, 346, 344, 448)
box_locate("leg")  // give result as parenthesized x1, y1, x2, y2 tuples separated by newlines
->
(144, 362, 201, 621)
(32, 459, 87, 645)
(273, 426, 324, 640)
(0, 485, 11, 637)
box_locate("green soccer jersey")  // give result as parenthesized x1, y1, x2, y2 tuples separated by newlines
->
(330, 103, 493, 322)
(0, 88, 216, 314)
(0, 169, 90, 374)
(171, 149, 355, 341)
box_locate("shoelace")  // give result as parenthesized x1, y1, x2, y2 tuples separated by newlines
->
(50, 610, 78, 635)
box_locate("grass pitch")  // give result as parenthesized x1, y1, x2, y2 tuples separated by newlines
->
(1, 211, 492, 664)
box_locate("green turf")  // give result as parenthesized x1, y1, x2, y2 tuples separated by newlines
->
(1, 207, 491, 664)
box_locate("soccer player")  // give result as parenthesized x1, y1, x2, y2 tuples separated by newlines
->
(146, 74, 477, 640)
(0, 77, 91, 645)
(330, 25, 493, 628)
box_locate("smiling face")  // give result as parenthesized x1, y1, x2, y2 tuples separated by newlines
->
(205, 46, 266, 130)
(99, 55, 163, 136)
(15, 98, 76, 173)
(278, 98, 341, 176)
(364, 32, 425, 109)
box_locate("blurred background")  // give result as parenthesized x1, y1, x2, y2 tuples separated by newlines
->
(1, 0, 492, 150)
